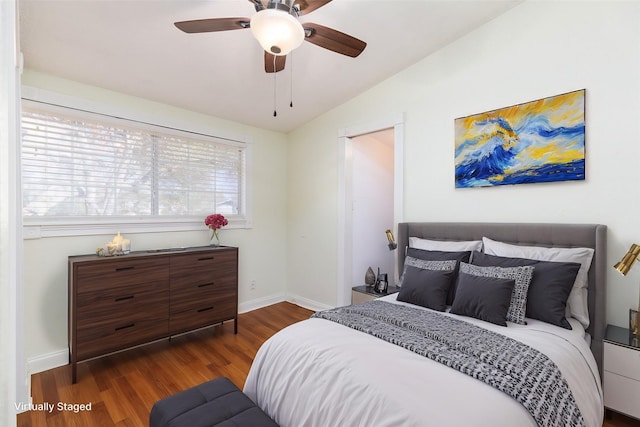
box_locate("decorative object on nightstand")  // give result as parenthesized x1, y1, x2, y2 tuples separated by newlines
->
(365, 267, 376, 287)
(374, 272, 388, 293)
(357, 229, 397, 301)
(603, 324, 640, 419)
(614, 243, 640, 338)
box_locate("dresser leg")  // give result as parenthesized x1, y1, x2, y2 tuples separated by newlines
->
(234, 318, 238, 334)
(71, 362, 77, 384)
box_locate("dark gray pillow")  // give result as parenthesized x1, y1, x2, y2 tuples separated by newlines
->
(471, 251, 580, 329)
(397, 266, 455, 311)
(450, 271, 515, 326)
(405, 248, 471, 305)
(458, 262, 534, 325)
(398, 256, 457, 287)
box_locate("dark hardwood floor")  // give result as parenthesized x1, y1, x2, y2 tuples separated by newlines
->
(17, 302, 313, 426)
(606, 411, 640, 427)
(16, 301, 640, 426)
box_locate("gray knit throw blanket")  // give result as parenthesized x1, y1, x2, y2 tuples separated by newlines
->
(312, 301, 585, 427)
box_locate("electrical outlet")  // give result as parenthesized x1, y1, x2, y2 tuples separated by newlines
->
(250, 280, 256, 291)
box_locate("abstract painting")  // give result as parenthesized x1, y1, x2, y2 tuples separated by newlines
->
(454, 89, 585, 188)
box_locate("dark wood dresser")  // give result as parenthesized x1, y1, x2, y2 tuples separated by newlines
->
(68, 246, 238, 383)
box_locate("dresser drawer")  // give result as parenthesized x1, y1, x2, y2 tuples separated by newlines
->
(170, 282, 235, 314)
(170, 250, 237, 288)
(604, 371, 640, 419)
(77, 281, 169, 325)
(77, 300, 168, 337)
(170, 295, 236, 334)
(171, 273, 236, 292)
(76, 315, 168, 360)
(75, 257, 170, 294)
(604, 342, 640, 381)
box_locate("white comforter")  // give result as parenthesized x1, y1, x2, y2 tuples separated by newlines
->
(244, 295, 603, 427)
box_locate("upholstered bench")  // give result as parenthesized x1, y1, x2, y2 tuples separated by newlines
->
(149, 376, 278, 427)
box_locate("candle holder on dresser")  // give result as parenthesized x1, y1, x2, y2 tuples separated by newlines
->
(96, 232, 131, 256)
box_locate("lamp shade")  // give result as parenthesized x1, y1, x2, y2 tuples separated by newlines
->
(250, 9, 304, 56)
(614, 243, 640, 275)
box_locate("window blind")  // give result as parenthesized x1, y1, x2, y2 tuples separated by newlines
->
(21, 104, 246, 219)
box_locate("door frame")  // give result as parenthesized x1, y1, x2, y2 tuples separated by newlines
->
(337, 114, 404, 306)
(2, 0, 28, 415)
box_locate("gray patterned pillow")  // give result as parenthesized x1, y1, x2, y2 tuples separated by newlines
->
(458, 262, 534, 325)
(398, 257, 457, 287)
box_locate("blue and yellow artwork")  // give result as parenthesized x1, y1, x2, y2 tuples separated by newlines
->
(454, 90, 585, 188)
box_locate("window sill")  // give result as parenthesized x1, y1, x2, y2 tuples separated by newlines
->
(23, 217, 251, 239)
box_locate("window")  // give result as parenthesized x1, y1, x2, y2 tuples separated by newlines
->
(21, 100, 249, 235)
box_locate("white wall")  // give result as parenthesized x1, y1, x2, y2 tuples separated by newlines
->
(20, 71, 290, 373)
(287, 1, 640, 328)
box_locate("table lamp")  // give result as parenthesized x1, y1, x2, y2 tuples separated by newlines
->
(614, 243, 640, 336)
(385, 229, 397, 251)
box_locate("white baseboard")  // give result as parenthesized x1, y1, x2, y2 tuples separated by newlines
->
(238, 293, 287, 313)
(239, 293, 334, 313)
(27, 349, 68, 375)
(285, 293, 333, 312)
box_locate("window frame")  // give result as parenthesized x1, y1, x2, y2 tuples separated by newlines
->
(21, 87, 253, 239)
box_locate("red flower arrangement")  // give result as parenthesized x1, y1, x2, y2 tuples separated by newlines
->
(205, 213, 228, 245)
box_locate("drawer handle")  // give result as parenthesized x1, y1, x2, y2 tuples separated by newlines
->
(197, 282, 215, 288)
(198, 257, 214, 261)
(115, 323, 135, 331)
(115, 266, 135, 272)
(197, 306, 214, 313)
(115, 295, 134, 302)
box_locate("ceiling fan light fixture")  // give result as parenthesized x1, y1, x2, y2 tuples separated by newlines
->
(250, 9, 304, 56)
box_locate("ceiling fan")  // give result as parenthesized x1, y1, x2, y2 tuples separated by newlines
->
(174, 0, 367, 73)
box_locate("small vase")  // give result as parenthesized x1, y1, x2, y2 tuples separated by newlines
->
(210, 230, 220, 247)
(365, 267, 376, 287)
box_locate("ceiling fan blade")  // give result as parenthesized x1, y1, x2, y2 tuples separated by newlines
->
(296, 0, 333, 15)
(174, 18, 250, 34)
(265, 52, 286, 73)
(303, 23, 366, 57)
(247, 0, 267, 11)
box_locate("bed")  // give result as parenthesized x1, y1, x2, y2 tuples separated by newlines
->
(244, 222, 607, 427)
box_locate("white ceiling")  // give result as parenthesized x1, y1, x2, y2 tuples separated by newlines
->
(19, 0, 521, 133)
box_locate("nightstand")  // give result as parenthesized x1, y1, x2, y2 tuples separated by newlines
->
(603, 324, 640, 420)
(351, 285, 399, 304)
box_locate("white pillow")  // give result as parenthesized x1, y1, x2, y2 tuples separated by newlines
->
(482, 236, 594, 328)
(409, 237, 483, 252)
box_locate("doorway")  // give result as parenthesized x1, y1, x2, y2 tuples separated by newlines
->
(351, 129, 395, 291)
(337, 116, 404, 306)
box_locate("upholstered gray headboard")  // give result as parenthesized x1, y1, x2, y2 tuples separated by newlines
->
(397, 222, 607, 376)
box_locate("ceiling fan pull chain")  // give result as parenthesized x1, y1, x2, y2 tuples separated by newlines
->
(273, 55, 277, 117)
(290, 52, 294, 108)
